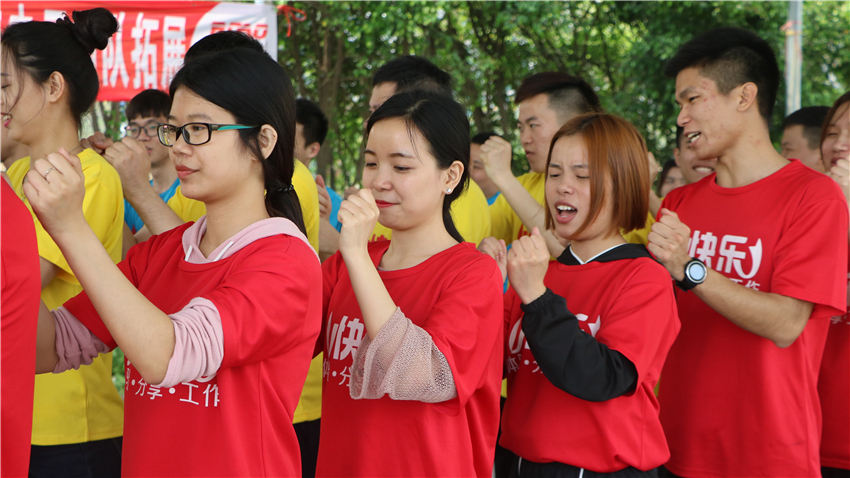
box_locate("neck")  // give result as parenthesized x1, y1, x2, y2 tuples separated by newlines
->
(199, 181, 270, 257)
(477, 179, 500, 199)
(569, 231, 626, 263)
(714, 122, 789, 188)
(150, 159, 178, 194)
(381, 211, 458, 270)
(27, 123, 82, 167)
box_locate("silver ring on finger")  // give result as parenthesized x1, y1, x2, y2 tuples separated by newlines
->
(42, 167, 57, 179)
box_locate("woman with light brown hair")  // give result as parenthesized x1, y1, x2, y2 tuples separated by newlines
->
(490, 113, 680, 477)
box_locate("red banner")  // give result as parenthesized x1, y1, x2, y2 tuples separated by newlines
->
(1, 1, 278, 101)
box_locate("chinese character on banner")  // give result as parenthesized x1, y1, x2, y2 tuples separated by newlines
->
(102, 11, 130, 88)
(160, 15, 186, 89)
(131, 12, 160, 90)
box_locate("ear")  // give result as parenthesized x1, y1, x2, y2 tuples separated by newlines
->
(673, 147, 681, 166)
(256, 124, 278, 160)
(443, 160, 464, 193)
(44, 71, 66, 105)
(306, 142, 321, 160)
(737, 83, 759, 114)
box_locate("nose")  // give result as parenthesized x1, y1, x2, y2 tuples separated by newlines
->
(677, 106, 689, 128)
(520, 127, 532, 146)
(365, 163, 392, 191)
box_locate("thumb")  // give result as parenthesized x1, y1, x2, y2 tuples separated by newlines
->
(316, 174, 326, 188)
(531, 226, 541, 236)
(660, 208, 678, 220)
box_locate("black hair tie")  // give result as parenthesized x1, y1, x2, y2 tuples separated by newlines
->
(274, 184, 294, 193)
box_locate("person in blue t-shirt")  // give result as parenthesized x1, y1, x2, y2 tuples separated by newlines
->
(115, 90, 178, 234)
(470, 131, 506, 205)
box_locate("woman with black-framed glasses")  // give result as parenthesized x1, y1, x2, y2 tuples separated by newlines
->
(29, 46, 322, 477)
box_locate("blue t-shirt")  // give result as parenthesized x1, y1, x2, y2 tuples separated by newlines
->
(124, 179, 180, 233)
(487, 191, 501, 206)
(328, 186, 343, 232)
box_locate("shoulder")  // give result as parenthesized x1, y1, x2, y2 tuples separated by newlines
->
(77, 149, 120, 182)
(445, 243, 501, 278)
(238, 233, 320, 273)
(787, 162, 846, 204)
(5, 158, 30, 187)
(662, 176, 710, 208)
(293, 162, 318, 198)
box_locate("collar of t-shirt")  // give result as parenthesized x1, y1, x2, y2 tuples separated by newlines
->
(558, 243, 654, 266)
(182, 215, 317, 264)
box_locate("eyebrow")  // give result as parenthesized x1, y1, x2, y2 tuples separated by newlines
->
(571, 164, 589, 170)
(363, 149, 417, 159)
(521, 115, 539, 124)
(187, 113, 213, 121)
(548, 163, 563, 170)
(677, 86, 698, 100)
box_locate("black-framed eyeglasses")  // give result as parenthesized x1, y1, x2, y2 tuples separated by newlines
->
(156, 123, 257, 147)
(124, 123, 160, 139)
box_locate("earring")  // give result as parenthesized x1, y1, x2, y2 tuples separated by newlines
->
(446, 188, 452, 194)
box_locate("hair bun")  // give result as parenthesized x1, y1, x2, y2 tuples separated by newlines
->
(56, 8, 118, 55)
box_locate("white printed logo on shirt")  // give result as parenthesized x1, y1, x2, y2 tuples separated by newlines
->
(324, 312, 365, 388)
(688, 231, 763, 287)
(507, 313, 601, 375)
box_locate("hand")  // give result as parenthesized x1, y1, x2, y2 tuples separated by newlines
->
(343, 185, 360, 199)
(647, 208, 692, 281)
(479, 135, 513, 185)
(828, 158, 849, 203)
(648, 151, 661, 183)
(23, 148, 88, 237)
(338, 188, 379, 258)
(478, 236, 508, 284)
(101, 137, 151, 202)
(316, 174, 332, 220)
(506, 227, 549, 304)
(80, 131, 114, 155)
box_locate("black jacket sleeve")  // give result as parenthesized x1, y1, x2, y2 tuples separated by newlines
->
(520, 288, 638, 402)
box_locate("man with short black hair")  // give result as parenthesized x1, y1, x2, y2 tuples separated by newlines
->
(479, 71, 602, 256)
(118, 90, 177, 235)
(781, 106, 831, 172)
(369, 55, 453, 113)
(649, 27, 848, 477)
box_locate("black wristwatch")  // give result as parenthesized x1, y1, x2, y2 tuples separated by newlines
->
(675, 258, 707, 292)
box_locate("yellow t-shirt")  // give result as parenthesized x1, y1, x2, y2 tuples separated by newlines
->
(369, 180, 492, 246)
(489, 171, 546, 244)
(8, 150, 125, 445)
(165, 160, 320, 252)
(622, 212, 656, 246)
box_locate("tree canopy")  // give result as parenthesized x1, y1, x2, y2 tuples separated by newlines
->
(278, 1, 849, 188)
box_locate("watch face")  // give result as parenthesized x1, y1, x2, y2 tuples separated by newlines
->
(687, 261, 707, 282)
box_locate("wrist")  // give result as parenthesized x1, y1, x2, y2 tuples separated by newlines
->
(517, 282, 547, 305)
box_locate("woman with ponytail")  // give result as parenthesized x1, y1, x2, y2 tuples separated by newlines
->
(316, 91, 503, 477)
(30, 47, 322, 477)
(1, 9, 125, 477)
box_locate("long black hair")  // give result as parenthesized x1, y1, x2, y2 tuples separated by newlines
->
(168, 47, 306, 234)
(365, 91, 470, 243)
(1, 8, 118, 129)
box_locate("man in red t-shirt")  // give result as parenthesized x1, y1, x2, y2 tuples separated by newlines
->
(648, 28, 849, 477)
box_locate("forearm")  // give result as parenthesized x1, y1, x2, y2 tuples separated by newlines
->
(342, 251, 397, 340)
(36, 301, 59, 374)
(494, 175, 565, 256)
(649, 190, 663, 218)
(693, 269, 812, 348)
(319, 219, 340, 262)
(521, 289, 638, 401)
(129, 186, 184, 235)
(51, 223, 175, 383)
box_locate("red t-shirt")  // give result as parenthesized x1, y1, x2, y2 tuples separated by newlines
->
(658, 160, 849, 477)
(317, 241, 503, 478)
(1, 181, 40, 478)
(500, 252, 679, 472)
(818, 255, 850, 470)
(64, 223, 322, 477)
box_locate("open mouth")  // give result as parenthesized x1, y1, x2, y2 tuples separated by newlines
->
(554, 203, 577, 223)
(687, 132, 701, 144)
(1, 113, 11, 127)
(694, 166, 714, 174)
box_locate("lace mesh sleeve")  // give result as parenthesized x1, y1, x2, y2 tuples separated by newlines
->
(349, 307, 458, 403)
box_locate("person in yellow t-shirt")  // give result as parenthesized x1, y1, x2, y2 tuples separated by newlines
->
(1, 10, 125, 477)
(480, 72, 603, 259)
